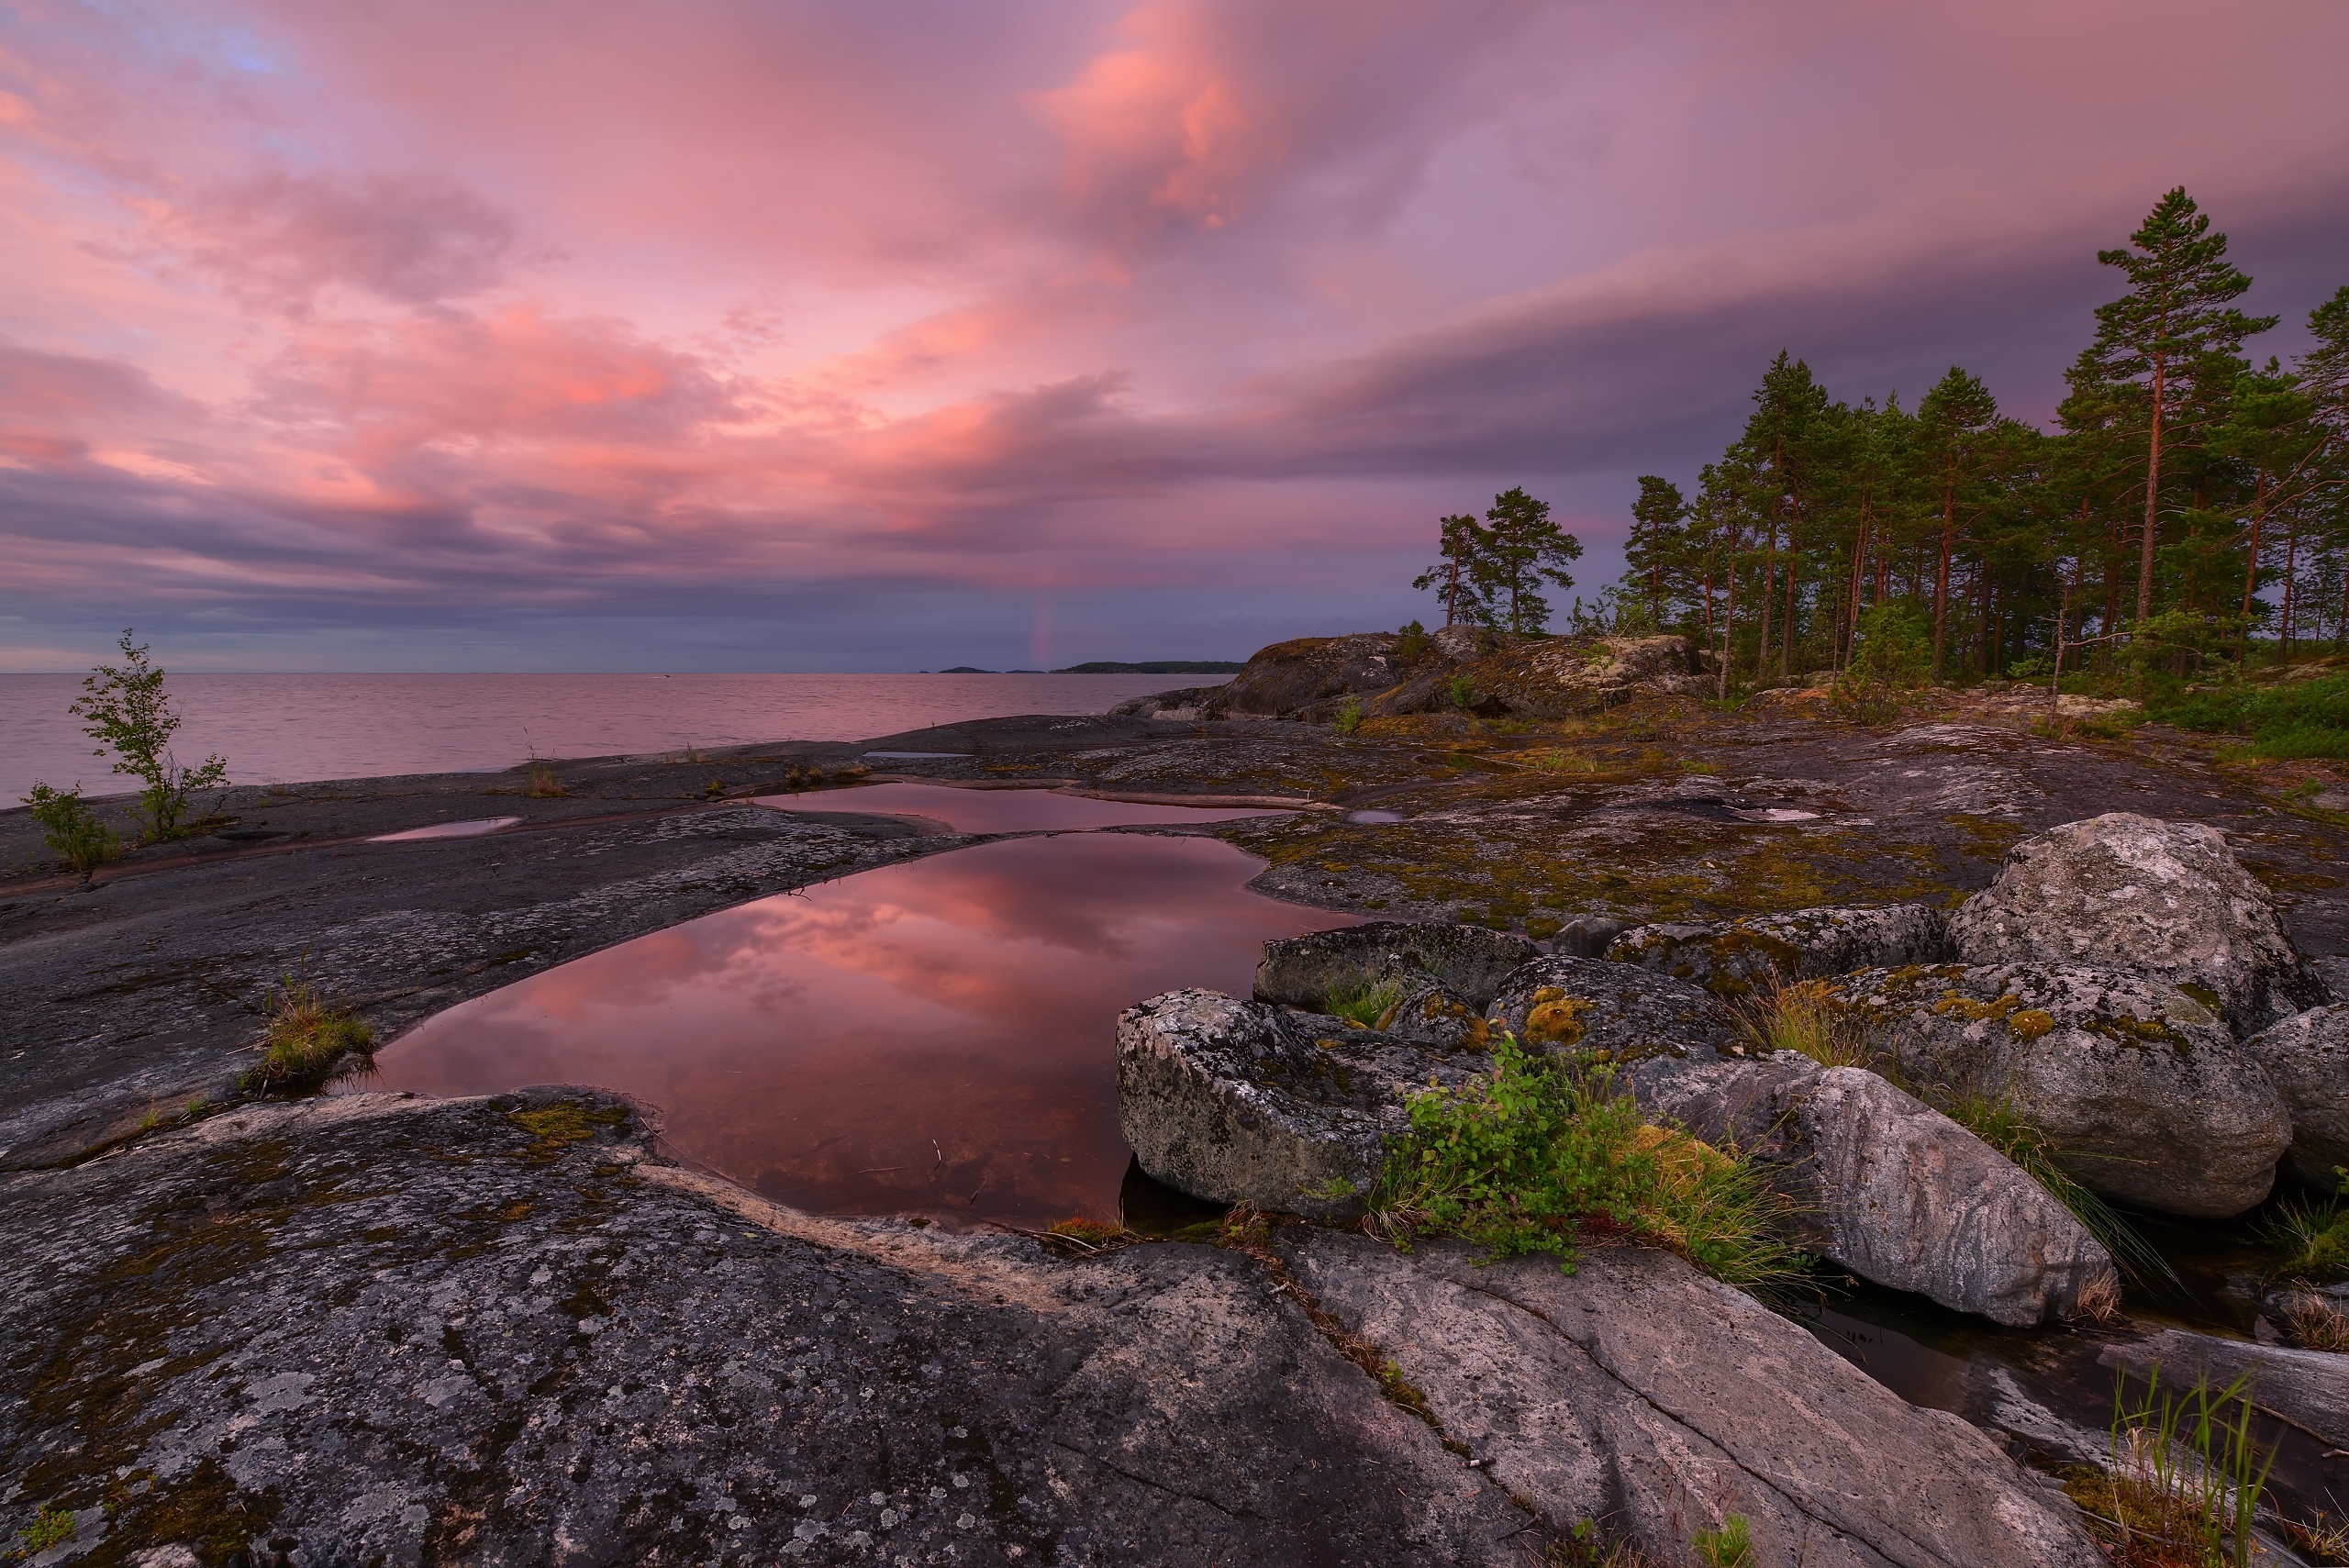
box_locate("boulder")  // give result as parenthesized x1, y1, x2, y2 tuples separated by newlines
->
(1630, 1053, 2116, 1324)
(2243, 1003, 2349, 1188)
(1370, 975, 1492, 1051)
(1368, 634, 1710, 720)
(1948, 811, 2329, 1032)
(1116, 988, 1484, 1217)
(1282, 1232, 2105, 1567)
(1827, 962, 2291, 1218)
(1208, 632, 1419, 719)
(1254, 920, 1539, 1012)
(1607, 903, 1950, 995)
(1484, 955, 1738, 1062)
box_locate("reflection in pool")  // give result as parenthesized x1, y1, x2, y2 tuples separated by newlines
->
(760, 779, 1290, 835)
(370, 816, 524, 841)
(361, 833, 1353, 1228)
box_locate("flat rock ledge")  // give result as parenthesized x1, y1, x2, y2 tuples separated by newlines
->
(0, 1086, 2108, 1568)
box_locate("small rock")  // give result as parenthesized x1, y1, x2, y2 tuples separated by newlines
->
(1254, 921, 1538, 1012)
(1607, 904, 1950, 995)
(1483, 956, 1737, 1062)
(1828, 961, 2290, 1217)
(2243, 1003, 2349, 1188)
(1947, 811, 2328, 1032)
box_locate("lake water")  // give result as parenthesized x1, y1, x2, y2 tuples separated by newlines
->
(356, 792, 1352, 1229)
(0, 671, 1203, 799)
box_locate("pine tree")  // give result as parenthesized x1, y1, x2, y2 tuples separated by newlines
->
(1475, 487, 1582, 636)
(1917, 367, 2001, 677)
(1411, 513, 1490, 628)
(2087, 188, 2277, 622)
(1626, 477, 1688, 628)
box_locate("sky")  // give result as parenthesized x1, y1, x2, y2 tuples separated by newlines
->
(3, 1, 2347, 672)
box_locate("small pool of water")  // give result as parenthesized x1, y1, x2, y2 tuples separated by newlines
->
(357, 832, 1354, 1228)
(1344, 808, 1405, 824)
(369, 816, 524, 841)
(762, 780, 1290, 835)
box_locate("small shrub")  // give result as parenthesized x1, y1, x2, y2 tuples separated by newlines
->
(523, 762, 568, 798)
(22, 783, 120, 874)
(1448, 671, 1477, 710)
(2284, 1513, 2349, 1565)
(1333, 694, 1365, 734)
(19, 1505, 74, 1552)
(2279, 1293, 2349, 1352)
(1693, 1514, 1754, 1568)
(1325, 975, 1403, 1029)
(1365, 1035, 1805, 1291)
(1547, 1520, 1663, 1566)
(2267, 1170, 2349, 1284)
(71, 628, 229, 842)
(1395, 619, 1431, 667)
(1830, 602, 1932, 724)
(2155, 668, 2349, 759)
(1738, 981, 1874, 1068)
(703, 777, 729, 796)
(242, 974, 373, 1094)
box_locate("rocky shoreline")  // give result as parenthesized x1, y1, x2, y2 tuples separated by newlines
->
(5, 640, 2347, 1565)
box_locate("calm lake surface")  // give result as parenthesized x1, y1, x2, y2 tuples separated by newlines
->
(0, 671, 1203, 798)
(357, 790, 1351, 1229)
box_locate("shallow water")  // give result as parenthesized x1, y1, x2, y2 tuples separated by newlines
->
(762, 780, 1292, 835)
(0, 671, 1201, 798)
(358, 832, 1355, 1228)
(369, 817, 523, 841)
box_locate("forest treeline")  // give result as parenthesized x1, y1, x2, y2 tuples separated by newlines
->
(1586, 189, 2348, 691)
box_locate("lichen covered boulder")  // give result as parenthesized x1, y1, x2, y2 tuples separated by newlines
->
(1607, 903, 1950, 995)
(1948, 812, 2328, 1032)
(1631, 1053, 2115, 1324)
(1208, 632, 1417, 718)
(1370, 975, 1493, 1051)
(1484, 955, 1737, 1062)
(1254, 920, 1539, 1012)
(1117, 988, 1484, 1217)
(1828, 962, 2291, 1217)
(1369, 634, 1710, 720)
(2243, 1003, 2349, 1188)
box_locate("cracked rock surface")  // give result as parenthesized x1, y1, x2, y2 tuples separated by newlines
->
(0, 1091, 1530, 1567)
(1280, 1230, 2103, 1567)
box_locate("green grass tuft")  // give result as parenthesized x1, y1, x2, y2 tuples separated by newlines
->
(2154, 669, 2349, 760)
(241, 975, 373, 1094)
(1738, 980, 1876, 1067)
(1365, 1035, 1807, 1292)
(1324, 975, 1404, 1029)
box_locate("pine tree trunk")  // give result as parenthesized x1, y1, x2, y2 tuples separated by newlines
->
(2238, 477, 2266, 664)
(2138, 357, 2165, 623)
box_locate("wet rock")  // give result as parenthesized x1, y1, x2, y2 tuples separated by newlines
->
(2104, 1331, 2349, 1451)
(1828, 961, 2290, 1218)
(1484, 955, 1738, 1062)
(1607, 903, 1950, 995)
(1948, 811, 2329, 1032)
(1253, 920, 1539, 1012)
(1281, 1231, 2105, 1567)
(1630, 1054, 2115, 1325)
(0, 1091, 1533, 1567)
(2243, 1003, 2349, 1187)
(1115, 988, 1484, 1217)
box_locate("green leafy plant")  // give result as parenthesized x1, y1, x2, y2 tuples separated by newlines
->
(71, 628, 228, 842)
(1324, 975, 1403, 1029)
(242, 973, 374, 1094)
(1693, 1514, 1754, 1568)
(2066, 1362, 2278, 1568)
(70, 628, 228, 845)
(1394, 619, 1431, 667)
(2266, 1167, 2349, 1283)
(1366, 1035, 1805, 1291)
(1829, 602, 1932, 724)
(2157, 669, 2349, 760)
(1447, 671, 1477, 710)
(21, 783, 120, 875)
(1333, 694, 1365, 734)
(18, 1505, 74, 1553)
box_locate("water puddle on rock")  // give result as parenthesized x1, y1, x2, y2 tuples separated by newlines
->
(760, 780, 1289, 835)
(358, 830, 1354, 1229)
(369, 816, 524, 841)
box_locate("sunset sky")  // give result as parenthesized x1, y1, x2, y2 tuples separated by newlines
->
(4, 1, 2347, 671)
